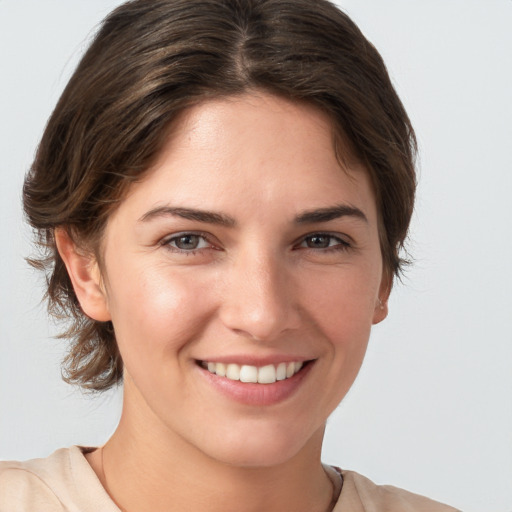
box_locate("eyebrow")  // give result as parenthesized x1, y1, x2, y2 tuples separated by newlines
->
(139, 206, 236, 227)
(294, 204, 368, 224)
(139, 203, 367, 227)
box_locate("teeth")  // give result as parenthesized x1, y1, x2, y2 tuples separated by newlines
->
(216, 362, 227, 377)
(226, 364, 240, 381)
(258, 364, 276, 384)
(240, 365, 258, 383)
(276, 362, 287, 381)
(203, 361, 305, 384)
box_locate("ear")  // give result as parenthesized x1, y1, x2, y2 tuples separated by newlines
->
(55, 228, 111, 322)
(372, 271, 392, 325)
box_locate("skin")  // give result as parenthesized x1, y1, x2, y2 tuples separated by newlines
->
(57, 92, 390, 512)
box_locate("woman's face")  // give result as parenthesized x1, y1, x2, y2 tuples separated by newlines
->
(94, 92, 388, 467)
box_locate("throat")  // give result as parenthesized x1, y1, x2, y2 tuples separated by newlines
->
(91, 433, 334, 512)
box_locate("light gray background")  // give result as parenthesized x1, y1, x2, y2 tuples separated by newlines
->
(1, 1, 511, 511)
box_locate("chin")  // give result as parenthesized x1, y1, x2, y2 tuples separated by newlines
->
(209, 442, 302, 469)
(197, 420, 324, 469)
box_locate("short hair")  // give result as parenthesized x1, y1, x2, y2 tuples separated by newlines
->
(23, 0, 417, 391)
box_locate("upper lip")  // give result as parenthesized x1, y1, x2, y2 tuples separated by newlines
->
(195, 355, 315, 366)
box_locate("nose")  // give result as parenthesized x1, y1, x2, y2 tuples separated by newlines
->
(219, 247, 301, 342)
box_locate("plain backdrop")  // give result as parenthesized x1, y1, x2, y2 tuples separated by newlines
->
(1, 1, 511, 511)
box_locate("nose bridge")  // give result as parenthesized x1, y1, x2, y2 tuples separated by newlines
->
(220, 244, 298, 341)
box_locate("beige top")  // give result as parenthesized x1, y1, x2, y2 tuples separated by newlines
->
(0, 447, 459, 511)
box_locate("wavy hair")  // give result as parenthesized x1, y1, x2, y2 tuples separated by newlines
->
(23, 0, 416, 391)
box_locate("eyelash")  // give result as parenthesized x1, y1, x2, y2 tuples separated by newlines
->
(160, 232, 216, 256)
(295, 233, 352, 252)
(160, 231, 351, 255)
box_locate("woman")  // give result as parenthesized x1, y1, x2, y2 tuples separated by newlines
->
(0, 0, 459, 510)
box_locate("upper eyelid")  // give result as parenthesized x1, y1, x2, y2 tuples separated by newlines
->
(161, 230, 212, 242)
(160, 231, 218, 250)
(158, 230, 352, 248)
(295, 231, 352, 245)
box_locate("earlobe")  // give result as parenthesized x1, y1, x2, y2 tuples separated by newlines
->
(372, 273, 392, 325)
(372, 297, 388, 324)
(55, 228, 111, 322)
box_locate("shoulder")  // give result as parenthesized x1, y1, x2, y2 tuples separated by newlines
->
(0, 450, 70, 511)
(334, 469, 461, 512)
(0, 446, 118, 512)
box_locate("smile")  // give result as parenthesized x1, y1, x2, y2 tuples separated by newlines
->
(200, 361, 305, 384)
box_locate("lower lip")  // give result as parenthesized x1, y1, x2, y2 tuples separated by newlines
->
(196, 362, 314, 406)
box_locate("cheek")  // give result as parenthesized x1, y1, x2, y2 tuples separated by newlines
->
(300, 262, 380, 339)
(105, 264, 216, 367)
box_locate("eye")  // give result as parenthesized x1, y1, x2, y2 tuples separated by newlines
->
(298, 233, 350, 250)
(162, 233, 212, 252)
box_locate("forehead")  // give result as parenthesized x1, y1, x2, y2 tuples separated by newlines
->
(160, 93, 338, 165)
(111, 92, 377, 226)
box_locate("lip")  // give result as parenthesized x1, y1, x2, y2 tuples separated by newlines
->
(195, 354, 312, 366)
(195, 359, 314, 406)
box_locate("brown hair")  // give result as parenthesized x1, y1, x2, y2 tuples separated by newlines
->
(23, 0, 417, 391)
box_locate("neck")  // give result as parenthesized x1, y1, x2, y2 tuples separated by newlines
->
(88, 383, 335, 512)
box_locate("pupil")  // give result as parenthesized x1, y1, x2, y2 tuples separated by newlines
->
(176, 235, 199, 250)
(309, 235, 329, 248)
